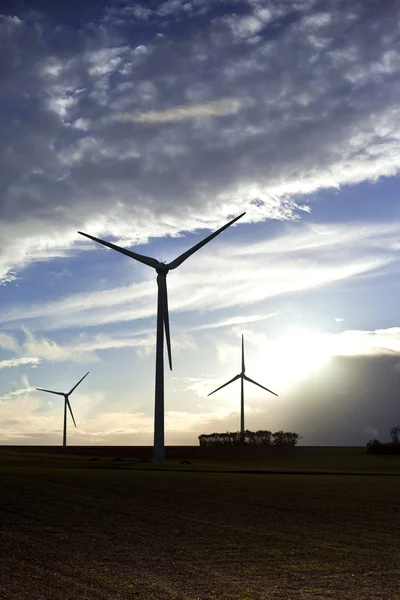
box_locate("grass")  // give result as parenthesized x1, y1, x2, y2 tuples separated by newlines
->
(1, 447, 400, 599)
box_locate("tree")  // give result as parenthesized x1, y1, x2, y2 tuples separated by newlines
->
(198, 430, 301, 447)
(366, 438, 381, 453)
(390, 425, 400, 443)
(272, 431, 302, 447)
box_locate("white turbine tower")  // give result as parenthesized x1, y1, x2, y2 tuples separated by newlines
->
(36, 372, 89, 447)
(208, 335, 278, 443)
(78, 212, 245, 463)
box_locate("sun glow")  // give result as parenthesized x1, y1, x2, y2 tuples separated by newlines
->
(259, 329, 333, 389)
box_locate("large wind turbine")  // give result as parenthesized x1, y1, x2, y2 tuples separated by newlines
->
(208, 335, 277, 443)
(36, 372, 89, 447)
(78, 212, 245, 463)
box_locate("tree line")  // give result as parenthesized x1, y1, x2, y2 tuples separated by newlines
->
(198, 430, 301, 447)
(366, 424, 400, 454)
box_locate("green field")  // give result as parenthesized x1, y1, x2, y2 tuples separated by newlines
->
(1, 448, 400, 599)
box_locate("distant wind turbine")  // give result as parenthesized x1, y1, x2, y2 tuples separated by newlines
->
(208, 335, 278, 443)
(78, 212, 245, 463)
(36, 372, 89, 447)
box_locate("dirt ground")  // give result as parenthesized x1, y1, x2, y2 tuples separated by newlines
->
(1, 451, 400, 599)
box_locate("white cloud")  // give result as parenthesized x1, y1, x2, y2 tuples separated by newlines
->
(0, 271, 18, 286)
(190, 312, 279, 331)
(1, 2, 400, 280)
(21, 328, 98, 364)
(0, 325, 197, 372)
(0, 357, 41, 370)
(0, 378, 36, 401)
(0, 332, 19, 353)
(116, 98, 242, 123)
(363, 425, 379, 439)
(1, 220, 397, 331)
(330, 327, 400, 357)
(0, 328, 99, 367)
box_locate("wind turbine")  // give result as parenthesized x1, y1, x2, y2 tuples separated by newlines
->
(78, 212, 245, 463)
(208, 335, 278, 443)
(36, 372, 89, 447)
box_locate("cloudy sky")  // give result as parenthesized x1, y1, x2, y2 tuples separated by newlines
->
(1, 0, 400, 447)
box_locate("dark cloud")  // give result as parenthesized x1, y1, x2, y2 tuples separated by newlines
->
(285, 353, 400, 444)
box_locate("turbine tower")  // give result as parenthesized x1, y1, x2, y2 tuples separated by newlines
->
(78, 212, 245, 463)
(36, 372, 89, 447)
(208, 335, 277, 443)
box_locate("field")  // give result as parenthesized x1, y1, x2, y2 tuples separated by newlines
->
(1, 447, 400, 599)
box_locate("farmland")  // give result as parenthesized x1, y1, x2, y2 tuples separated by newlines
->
(1, 447, 400, 599)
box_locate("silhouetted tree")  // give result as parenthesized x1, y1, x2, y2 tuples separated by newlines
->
(198, 430, 300, 447)
(254, 430, 272, 445)
(272, 431, 302, 446)
(366, 438, 381, 453)
(366, 426, 400, 454)
(390, 425, 400, 443)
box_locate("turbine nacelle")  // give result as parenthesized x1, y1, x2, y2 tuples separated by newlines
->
(156, 263, 169, 275)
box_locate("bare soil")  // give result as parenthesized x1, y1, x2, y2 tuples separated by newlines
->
(1, 449, 400, 599)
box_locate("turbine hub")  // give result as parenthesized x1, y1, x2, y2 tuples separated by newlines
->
(156, 263, 169, 275)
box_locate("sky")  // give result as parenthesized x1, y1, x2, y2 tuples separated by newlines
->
(1, 0, 400, 447)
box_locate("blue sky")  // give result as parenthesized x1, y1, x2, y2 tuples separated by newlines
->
(1, 0, 400, 446)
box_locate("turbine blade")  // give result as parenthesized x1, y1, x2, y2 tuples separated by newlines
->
(243, 374, 278, 396)
(68, 372, 89, 396)
(242, 335, 245, 373)
(78, 232, 159, 269)
(36, 388, 64, 396)
(167, 212, 246, 270)
(160, 278, 172, 371)
(207, 374, 241, 396)
(66, 397, 77, 428)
